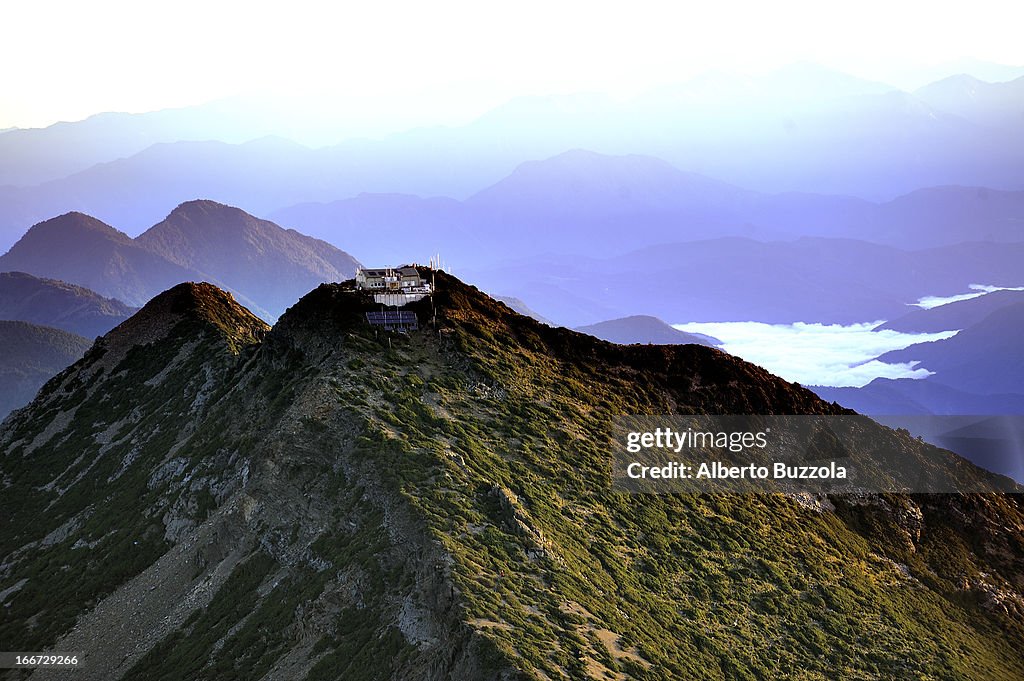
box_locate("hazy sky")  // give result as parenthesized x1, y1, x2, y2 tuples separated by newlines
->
(3, 0, 1023, 129)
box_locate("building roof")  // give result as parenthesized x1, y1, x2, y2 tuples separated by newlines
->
(358, 266, 423, 278)
(358, 268, 394, 278)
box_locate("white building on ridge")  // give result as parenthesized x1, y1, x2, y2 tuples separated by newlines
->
(355, 265, 432, 306)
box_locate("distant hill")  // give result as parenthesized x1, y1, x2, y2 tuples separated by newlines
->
(492, 295, 554, 325)
(576, 315, 720, 346)
(0, 211, 195, 306)
(915, 74, 1024, 127)
(879, 301, 1024, 394)
(876, 289, 1024, 333)
(136, 200, 359, 320)
(872, 185, 1024, 247)
(0, 201, 360, 320)
(271, 151, 1024, 270)
(0, 106, 303, 188)
(270, 151, 784, 266)
(812, 377, 1024, 484)
(0, 320, 91, 420)
(460, 238, 1024, 327)
(812, 377, 1024, 416)
(0, 271, 135, 337)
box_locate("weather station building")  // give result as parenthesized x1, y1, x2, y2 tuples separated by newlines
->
(355, 265, 432, 307)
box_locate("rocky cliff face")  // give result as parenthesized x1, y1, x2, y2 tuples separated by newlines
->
(2, 274, 1024, 680)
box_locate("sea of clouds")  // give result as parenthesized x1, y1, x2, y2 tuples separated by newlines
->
(675, 285, 1024, 387)
(673, 321, 956, 388)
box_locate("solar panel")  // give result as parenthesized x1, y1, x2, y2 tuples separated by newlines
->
(365, 310, 419, 330)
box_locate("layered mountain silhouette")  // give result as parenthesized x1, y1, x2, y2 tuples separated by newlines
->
(877, 288, 1024, 333)
(0, 211, 195, 306)
(914, 74, 1024, 127)
(879, 301, 1024, 396)
(576, 315, 720, 346)
(813, 378, 1024, 416)
(0, 320, 91, 420)
(2, 63, 1021, 191)
(2, 274, 1023, 679)
(816, 296, 1024, 419)
(462, 237, 1024, 327)
(0, 201, 359, 320)
(0, 271, 135, 337)
(491, 295, 553, 325)
(273, 151, 1024, 266)
(0, 105, 303, 188)
(3, 68, 1024, 250)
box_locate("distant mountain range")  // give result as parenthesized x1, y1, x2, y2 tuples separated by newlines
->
(3, 62, 1021, 188)
(0, 320, 90, 420)
(2, 67, 1023, 250)
(575, 315, 720, 346)
(814, 378, 1024, 416)
(0, 271, 135, 337)
(272, 151, 1024, 267)
(877, 289, 1024, 333)
(815, 292, 1024, 415)
(5, 143, 1023, 256)
(3, 192, 1019, 332)
(462, 237, 1024, 327)
(915, 74, 1024, 127)
(879, 301, 1024, 396)
(0, 201, 359, 320)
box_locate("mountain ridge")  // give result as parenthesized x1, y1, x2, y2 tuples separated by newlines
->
(0, 320, 91, 421)
(575, 315, 720, 346)
(879, 301, 1024, 395)
(877, 289, 1024, 333)
(3, 274, 1024, 679)
(0, 201, 360, 320)
(0, 271, 135, 338)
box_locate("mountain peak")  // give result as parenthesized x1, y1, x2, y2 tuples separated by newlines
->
(916, 72, 985, 93)
(137, 200, 360, 320)
(163, 198, 255, 225)
(576, 315, 721, 346)
(467, 149, 747, 212)
(13, 211, 129, 246)
(100, 281, 268, 360)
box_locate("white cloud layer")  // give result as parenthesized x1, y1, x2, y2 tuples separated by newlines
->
(673, 321, 957, 388)
(912, 285, 1024, 309)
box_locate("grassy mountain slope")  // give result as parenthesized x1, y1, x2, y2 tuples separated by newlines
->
(0, 320, 92, 421)
(2, 275, 1024, 680)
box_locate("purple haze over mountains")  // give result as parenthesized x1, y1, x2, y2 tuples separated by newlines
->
(0, 63, 1022, 425)
(0, 65, 1022, 252)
